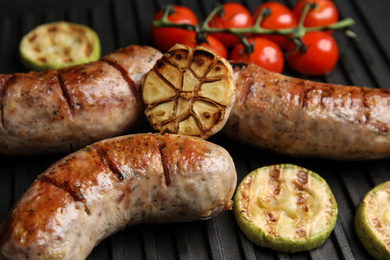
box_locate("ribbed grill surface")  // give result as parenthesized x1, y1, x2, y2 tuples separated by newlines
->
(1, 0, 389, 259)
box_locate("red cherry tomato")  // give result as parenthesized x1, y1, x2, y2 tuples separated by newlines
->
(230, 37, 284, 73)
(181, 34, 228, 59)
(286, 31, 339, 76)
(293, 0, 339, 28)
(253, 2, 298, 50)
(151, 5, 198, 52)
(208, 3, 254, 48)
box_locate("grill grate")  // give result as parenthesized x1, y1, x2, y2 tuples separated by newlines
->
(1, 0, 390, 259)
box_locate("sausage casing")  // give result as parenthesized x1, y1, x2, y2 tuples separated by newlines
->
(0, 45, 162, 155)
(0, 133, 237, 259)
(223, 63, 390, 160)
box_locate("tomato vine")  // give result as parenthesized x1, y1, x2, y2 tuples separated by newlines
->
(152, 3, 355, 55)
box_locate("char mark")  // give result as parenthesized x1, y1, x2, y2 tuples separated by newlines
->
(57, 73, 74, 119)
(38, 174, 91, 215)
(159, 143, 172, 186)
(239, 79, 254, 105)
(301, 81, 314, 109)
(0, 75, 14, 129)
(92, 143, 126, 182)
(101, 59, 140, 107)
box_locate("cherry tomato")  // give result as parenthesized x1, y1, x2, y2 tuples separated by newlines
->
(253, 2, 298, 50)
(230, 37, 284, 73)
(180, 34, 228, 59)
(208, 3, 254, 48)
(293, 0, 339, 28)
(286, 31, 339, 76)
(151, 5, 198, 52)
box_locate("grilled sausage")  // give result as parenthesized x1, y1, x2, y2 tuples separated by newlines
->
(223, 62, 390, 160)
(0, 133, 237, 259)
(0, 45, 162, 155)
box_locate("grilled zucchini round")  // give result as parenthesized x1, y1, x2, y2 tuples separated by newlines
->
(19, 21, 100, 71)
(355, 181, 390, 260)
(233, 164, 338, 253)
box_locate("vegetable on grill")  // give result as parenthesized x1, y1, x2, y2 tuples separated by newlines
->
(233, 164, 338, 253)
(19, 21, 101, 71)
(355, 181, 390, 260)
(142, 44, 236, 139)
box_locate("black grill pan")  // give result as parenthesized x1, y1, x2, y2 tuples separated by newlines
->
(1, 0, 389, 259)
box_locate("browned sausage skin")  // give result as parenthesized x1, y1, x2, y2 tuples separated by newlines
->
(0, 45, 162, 155)
(223, 62, 390, 160)
(0, 133, 237, 259)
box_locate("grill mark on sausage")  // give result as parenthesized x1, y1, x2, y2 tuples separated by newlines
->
(37, 175, 91, 215)
(57, 73, 74, 119)
(355, 87, 367, 124)
(101, 59, 140, 108)
(239, 79, 253, 105)
(232, 66, 256, 106)
(91, 143, 126, 181)
(361, 88, 371, 125)
(301, 81, 312, 109)
(362, 87, 390, 135)
(159, 143, 172, 186)
(0, 75, 13, 129)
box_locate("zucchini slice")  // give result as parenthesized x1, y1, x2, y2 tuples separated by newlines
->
(19, 21, 101, 71)
(355, 181, 390, 260)
(233, 164, 338, 253)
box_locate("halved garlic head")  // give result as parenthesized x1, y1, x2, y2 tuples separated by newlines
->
(142, 44, 236, 139)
